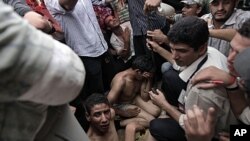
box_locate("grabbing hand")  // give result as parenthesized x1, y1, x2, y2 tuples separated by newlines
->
(146, 39, 162, 53)
(122, 27, 131, 42)
(218, 132, 230, 141)
(184, 106, 216, 141)
(149, 89, 168, 107)
(191, 66, 236, 89)
(121, 107, 140, 118)
(24, 11, 52, 33)
(147, 29, 168, 44)
(144, 0, 161, 13)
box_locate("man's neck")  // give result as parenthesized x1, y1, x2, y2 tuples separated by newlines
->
(87, 127, 107, 137)
(212, 19, 225, 29)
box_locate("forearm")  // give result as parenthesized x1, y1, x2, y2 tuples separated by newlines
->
(156, 47, 174, 64)
(209, 29, 237, 42)
(141, 78, 152, 101)
(59, 0, 78, 11)
(123, 40, 131, 51)
(162, 101, 181, 122)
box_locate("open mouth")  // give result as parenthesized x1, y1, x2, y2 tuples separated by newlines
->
(100, 124, 109, 129)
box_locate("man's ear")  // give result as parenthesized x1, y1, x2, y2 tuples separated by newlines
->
(135, 69, 142, 74)
(235, 0, 240, 8)
(196, 6, 202, 15)
(86, 112, 90, 122)
(198, 43, 207, 56)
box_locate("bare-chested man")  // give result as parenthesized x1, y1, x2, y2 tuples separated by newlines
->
(85, 93, 119, 141)
(107, 55, 161, 141)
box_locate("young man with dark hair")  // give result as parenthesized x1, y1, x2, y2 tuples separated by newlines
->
(146, 16, 238, 141)
(185, 19, 250, 141)
(108, 55, 161, 141)
(84, 93, 119, 141)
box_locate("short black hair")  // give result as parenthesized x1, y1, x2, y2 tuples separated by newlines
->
(167, 16, 209, 51)
(238, 19, 250, 39)
(131, 55, 155, 73)
(84, 93, 110, 114)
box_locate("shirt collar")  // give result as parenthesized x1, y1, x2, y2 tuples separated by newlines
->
(221, 9, 238, 28)
(179, 53, 207, 82)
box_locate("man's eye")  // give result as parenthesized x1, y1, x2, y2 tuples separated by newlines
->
(94, 112, 101, 117)
(211, 0, 219, 5)
(104, 110, 110, 115)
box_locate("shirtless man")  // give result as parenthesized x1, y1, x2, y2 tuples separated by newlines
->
(85, 93, 119, 141)
(108, 55, 161, 141)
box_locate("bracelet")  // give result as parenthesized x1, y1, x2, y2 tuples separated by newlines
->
(48, 26, 56, 34)
(226, 85, 239, 91)
(226, 77, 240, 91)
(226, 76, 237, 88)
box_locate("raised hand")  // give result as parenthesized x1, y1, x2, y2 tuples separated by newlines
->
(184, 105, 217, 141)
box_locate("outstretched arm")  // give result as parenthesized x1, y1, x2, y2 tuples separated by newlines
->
(209, 29, 237, 42)
(147, 39, 174, 64)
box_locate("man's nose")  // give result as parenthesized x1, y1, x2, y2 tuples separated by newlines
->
(172, 50, 179, 60)
(101, 113, 108, 122)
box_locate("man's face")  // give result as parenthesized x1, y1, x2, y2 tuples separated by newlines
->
(228, 33, 250, 75)
(87, 103, 111, 134)
(104, 15, 120, 29)
(182, 4, 201, 17)
(210, 0, 236, 22)
(170, 43, 204, 67)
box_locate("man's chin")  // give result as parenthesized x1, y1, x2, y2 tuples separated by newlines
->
(214, 16, 228, 23)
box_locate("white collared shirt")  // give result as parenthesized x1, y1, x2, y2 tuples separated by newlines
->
(44, 0, 108, 57)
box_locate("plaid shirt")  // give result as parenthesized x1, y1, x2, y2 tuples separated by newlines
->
(127, 0, 166, 36)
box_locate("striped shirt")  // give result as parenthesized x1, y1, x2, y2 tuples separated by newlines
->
(202, 9, 250, 56)
(127, 0, 166, 36)
(44, 0, 108, 57)
(110, 0, 130, 24)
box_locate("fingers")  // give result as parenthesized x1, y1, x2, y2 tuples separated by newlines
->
(206, 107, 216, 130)
(193, 105, 205, 127)
(195, 82, 217, 89)
(156, 89, 164, 96)
(143, 0, 160, 13)
(219, 134, 230, 141)
(219, 132, 230, 137)
(184, 111, 195, 135)
(147, 30, 154, 36)
(186, 107, 199, 129)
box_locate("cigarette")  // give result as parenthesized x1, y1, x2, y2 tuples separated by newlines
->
(206, 80, 224, 84)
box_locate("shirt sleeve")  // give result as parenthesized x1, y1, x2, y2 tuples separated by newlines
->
(3, 0, 31, 16)
(239, 106, 250, 125)
(234, 10, 250, 29)
(178, 114, 186, 129)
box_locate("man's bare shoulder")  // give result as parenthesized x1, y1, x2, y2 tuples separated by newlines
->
(111, 70, 131, 84)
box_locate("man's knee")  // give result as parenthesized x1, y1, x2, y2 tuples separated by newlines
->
(149, 118, 163, 134)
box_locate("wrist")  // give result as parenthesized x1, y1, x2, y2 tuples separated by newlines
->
(47, 26, 56, 34)
(226, 77, 240, 91)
